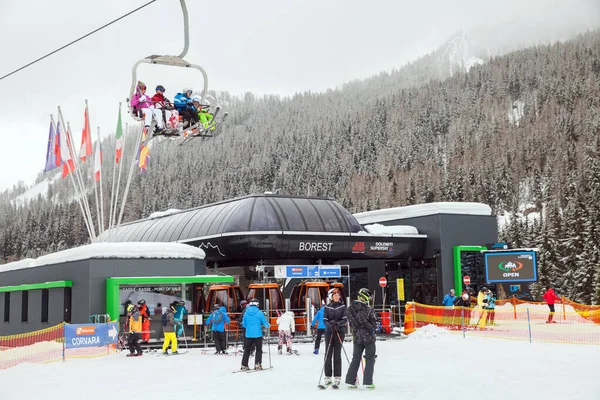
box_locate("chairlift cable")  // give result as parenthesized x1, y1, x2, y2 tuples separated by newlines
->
(0, 0, 158, 82)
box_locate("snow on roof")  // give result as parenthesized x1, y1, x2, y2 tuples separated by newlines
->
(148, 209, 183, 219)
(0, 242, 205, 273)
(354, 202, 492, 225)
(364, 223, 420, 235)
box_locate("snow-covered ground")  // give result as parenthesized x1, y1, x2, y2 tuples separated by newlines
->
(1, 325, 599, 400)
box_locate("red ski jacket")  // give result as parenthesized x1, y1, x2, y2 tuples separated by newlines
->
(543, 288, 560, 305)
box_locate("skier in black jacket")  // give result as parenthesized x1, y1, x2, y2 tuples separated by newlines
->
(323, 288, 348, 387)
(345, 288, 377, 389)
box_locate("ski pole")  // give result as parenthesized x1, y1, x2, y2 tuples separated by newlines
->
(267, 326, 272, 369)
(317, 332, 334, 388)
(335, 329, 351, 364)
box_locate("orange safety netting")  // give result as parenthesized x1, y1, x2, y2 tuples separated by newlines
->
(0, 324, 64, 370)
(411, 301, 600, 345)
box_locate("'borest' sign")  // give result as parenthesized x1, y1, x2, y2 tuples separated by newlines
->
(484, 251, 538, 283)
(64, 323, 119, 348)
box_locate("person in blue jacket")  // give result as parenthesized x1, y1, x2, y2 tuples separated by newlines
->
(173, 88, 199, 128)
(240, 298, 270, 371)
(206, 304, 231, 354)
(312, 304, 326, 354)
(442, 289, 456, 307)
(174, 300, 188, 337)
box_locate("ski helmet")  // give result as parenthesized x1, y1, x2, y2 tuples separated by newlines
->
(192, 95, 202, 103)
(481, 287, 488, 292)
(183, 87, 193, 95)
(249, 298, 259, 307)
(240, 300, 248, 307)
(137, 299, 146, 305)
(213, 303, 220, 310)
(327, 288, 341, 301)
(357, 288, 372, 303)
(179, 300, 185, 306)
(126, 304, 135, 313)
(156, 85, 166, 92)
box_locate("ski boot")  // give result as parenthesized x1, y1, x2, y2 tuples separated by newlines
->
(333, 377, 341, 389)
(278, 345, 282, 355)
(365, 384, 375, 389)
(161, 351, 168, 355)
(126, 353, 136, 357)
(240, 366, 250, 371)
(286, 348, 293, 355)
(171, 351, 178, 355)
(347, 383, 358, 389)
(313, 348, 319, 355)
(323, 377, 332, 387)
(254, 364, 263, 371)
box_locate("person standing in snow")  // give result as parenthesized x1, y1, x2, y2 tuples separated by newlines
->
(477, 287, 490, 328)
(174, 300, 188, 337)
(485, 290, 497, 326)
(543, 286, 561, 323)
(137, 299, 151, 344)
(126, 304, 143, 357)
(344, 288, 377, 389)
(323, 288, 348, 387)
(240, 298, 270, 371)
(206, 304, 231, 354)
(312, 304, 326, 354)
(442, 289, 456, 307)
(161, 302, 178, 355)
(276, 310, 295, 355)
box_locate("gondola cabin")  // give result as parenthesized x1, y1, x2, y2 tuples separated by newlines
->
(246, 283, 284, 332)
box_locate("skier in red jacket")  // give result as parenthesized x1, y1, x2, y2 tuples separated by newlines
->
(542, 287, 561, 323)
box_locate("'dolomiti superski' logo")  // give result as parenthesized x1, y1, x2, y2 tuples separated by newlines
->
(497, 261, 523, 272)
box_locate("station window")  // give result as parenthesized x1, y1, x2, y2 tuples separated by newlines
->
(21, 291, 29, 322)
(3, 293, 9, 322)
(41, 289, 49, 323)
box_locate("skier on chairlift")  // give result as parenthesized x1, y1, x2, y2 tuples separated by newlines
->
(192, 96, 214, 130)
(151, 85, 179, 133)
(130, 81, 165, 134)
(174, 88, 199, 129)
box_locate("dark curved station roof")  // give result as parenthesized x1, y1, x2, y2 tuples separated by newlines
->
(99, 194, 363, 243)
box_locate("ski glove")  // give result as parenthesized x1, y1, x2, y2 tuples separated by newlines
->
(139, 95, 147, 102)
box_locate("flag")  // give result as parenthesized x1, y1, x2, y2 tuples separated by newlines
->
(44, 120, 60, 172)
(93, 141, 102, 182)
(79, 106, 93, 162)
(59, 123, 75, 178)
(115, 108, 123, 164)
(138, 127, 150, 172)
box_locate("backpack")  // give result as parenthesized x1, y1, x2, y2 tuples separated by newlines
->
(161, 313, 168, 327)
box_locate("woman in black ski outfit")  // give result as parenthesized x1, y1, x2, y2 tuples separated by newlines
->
(322, 288, 348, 387)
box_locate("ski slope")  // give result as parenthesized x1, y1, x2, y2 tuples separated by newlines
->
(1, 325, 599, 399)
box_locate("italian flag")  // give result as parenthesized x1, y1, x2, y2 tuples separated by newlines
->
(115, 108, 123, 164)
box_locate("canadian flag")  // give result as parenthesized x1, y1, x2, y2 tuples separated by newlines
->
(93, 141, 102, 182)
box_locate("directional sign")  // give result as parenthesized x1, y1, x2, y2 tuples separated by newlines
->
(274, 265, 343, 278)
(64, 322, 119, 349)
(379, 277, 387, 288)
(463, 275, 471, 285)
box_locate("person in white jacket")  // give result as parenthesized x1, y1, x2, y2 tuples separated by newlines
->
(276, 311, 296, 355)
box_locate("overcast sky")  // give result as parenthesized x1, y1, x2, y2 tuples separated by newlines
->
(0, 0, 599, 191)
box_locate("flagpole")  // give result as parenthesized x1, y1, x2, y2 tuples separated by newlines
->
(112, 121, 126, 237)
(117, 123, 144, 229)
(108, 104, 122, 240)
(54, 111, 94, 242)
(92, 131, 102, 238)
(67, 121, 97, 240)
(75, 99, 98, 239)
(97, 126, 105, 234)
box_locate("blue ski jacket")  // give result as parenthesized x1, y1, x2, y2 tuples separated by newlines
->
(206, 306, 230, 332)
(312, 307, 325, 330)
(174, 305, 188, 321)
(174, 92, 195, 112)
(442, 294, 456, 307)
(242, 305, 270, 338)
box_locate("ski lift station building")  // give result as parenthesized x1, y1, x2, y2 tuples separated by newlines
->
(0, 193, 499, 335)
